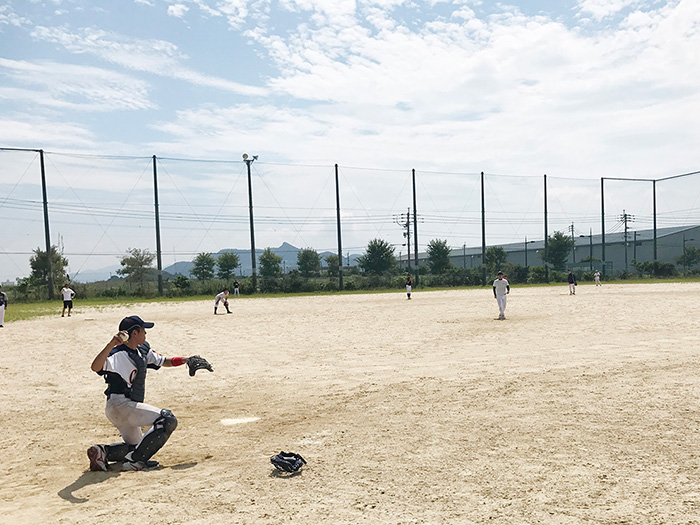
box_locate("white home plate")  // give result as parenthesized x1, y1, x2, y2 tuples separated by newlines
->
(221, 417, 260, 426)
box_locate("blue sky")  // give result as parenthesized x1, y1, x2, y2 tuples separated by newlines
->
(1, 0, 699, 281)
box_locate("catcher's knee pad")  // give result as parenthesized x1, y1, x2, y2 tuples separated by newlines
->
(131, 409, 178, 462)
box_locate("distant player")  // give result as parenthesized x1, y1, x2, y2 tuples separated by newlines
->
(87, 316, 190, 471)
(567, 270, 577, 295)
(405, 273, 413, 300)
(594, 270, 602, 286)
(61, 284, 75, 317)
(233, 280, 240, 297)
(214, 289, 231, 314)
(0, 284, 7, 327)
(493, 271, 510, 320)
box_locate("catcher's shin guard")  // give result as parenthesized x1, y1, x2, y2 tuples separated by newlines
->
(131, 409, 178, 462)
(105, 442, 135, 462)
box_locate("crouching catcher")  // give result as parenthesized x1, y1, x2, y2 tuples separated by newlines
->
(87, 315, 212, 472)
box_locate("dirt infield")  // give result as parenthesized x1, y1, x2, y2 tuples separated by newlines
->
(1, 283, 700, 524)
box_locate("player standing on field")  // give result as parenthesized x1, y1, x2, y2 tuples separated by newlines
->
(0, 284, 7, 328)
(405, 273, 413, 300)
(233, 280, 240, 297)
(88, 316, 191, 472)
(567, 270, 577, 295)
(493, 271, 510, 320)
(594, 270, 602, 286)
(60, 284, 75, 317)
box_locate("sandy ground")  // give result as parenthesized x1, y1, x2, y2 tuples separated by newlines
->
(1, 282, 700, 524)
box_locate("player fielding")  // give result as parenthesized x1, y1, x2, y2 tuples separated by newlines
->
(1, 283, 698, 523)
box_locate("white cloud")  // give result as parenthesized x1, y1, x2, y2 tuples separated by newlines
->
(146, 0, 700, 182)
(0, 58, 154, 111)
(167, 4, 190, 17)
(0, 5, 31, 27)
(0, 117, 95, 147)
(576, 0, 643, 20)
(29, 26, 268, 96)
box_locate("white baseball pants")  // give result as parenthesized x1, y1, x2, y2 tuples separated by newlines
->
(105, 394, 162, 445)
(496, 294, 507, 317)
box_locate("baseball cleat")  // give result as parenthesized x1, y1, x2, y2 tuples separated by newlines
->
(121, 459, 159, 471)
(121, 460, 147, 471)
(87, 445, 108, 472)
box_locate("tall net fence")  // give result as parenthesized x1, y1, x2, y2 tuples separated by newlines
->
(1, 147, 700, 283)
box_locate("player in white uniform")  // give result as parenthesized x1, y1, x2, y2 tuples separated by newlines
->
(214, 289, 231, 314)
(492, 271, 510, 320)
(60, 284, 75, 317)
(594, 270, 602, 286)
(0, 285, 7, 327)
(87, 315, 191, 472)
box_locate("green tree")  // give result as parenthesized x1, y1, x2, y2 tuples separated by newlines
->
(677, 246, 700, 272)
(485, 246, 508, 275)
(297, 248, 321, 278)
(216, 252, 240, 279)
(29, 245, 68, 293)
(259, 247, 283, 278)
(191, 252, 216, 281)
(357, 238, 397, 275)
(426, 239, 453, 274)
(538, 231, 574, 271)
(117, 248, 156, 290)
(325, 254, 339, 278)
(172, 274, 191, 291)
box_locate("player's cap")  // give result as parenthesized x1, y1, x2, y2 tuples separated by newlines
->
(497, 271, 503, 275)
(119, 315, 155, 332)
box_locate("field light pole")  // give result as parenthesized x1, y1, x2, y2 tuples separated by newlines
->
(335, 164, 343, 290)
(152, 155, 163, 296)
(524, 237, 535, 268)
(244, 153, 258, 292)
(579, 229, 593, 271)
(39, 149, 54, 299)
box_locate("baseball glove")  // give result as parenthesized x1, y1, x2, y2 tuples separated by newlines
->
(223, 300, 229, 307)
(187, 355, 213, 376)
(270, 451, 306, 473)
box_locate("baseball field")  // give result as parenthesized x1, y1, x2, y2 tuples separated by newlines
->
(1, 282, 699, 524)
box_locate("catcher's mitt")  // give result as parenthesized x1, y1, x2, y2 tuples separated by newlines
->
(270, 451, 306, 473)
(187, 355, 213, 376)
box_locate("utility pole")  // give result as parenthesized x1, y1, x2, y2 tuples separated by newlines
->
(570, 223, 575, 264)
(619, 209, 635, 271)
(406, 208, 411, 270)
(394, 208, 411, 270)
